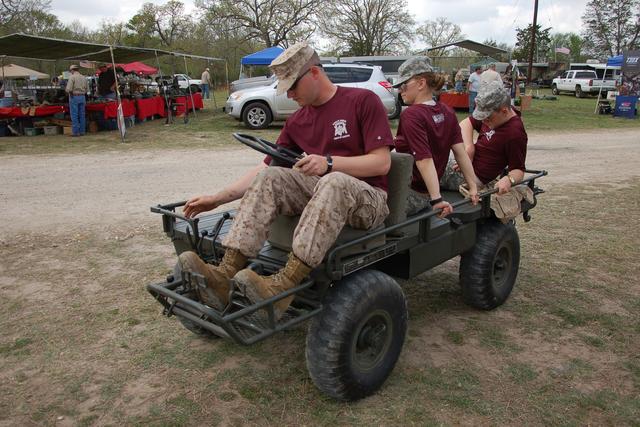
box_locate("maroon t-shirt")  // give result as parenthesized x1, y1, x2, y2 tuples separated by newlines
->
(266, 86, 394, 191)
(394, 101, 462, 192)
(470, 111, 527, 184)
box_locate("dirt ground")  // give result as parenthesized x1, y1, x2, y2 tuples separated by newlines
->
(1, 128, 638, 236)
(1, 128, 639, 425)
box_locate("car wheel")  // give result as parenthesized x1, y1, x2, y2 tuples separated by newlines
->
(575, 86, 584, 98)
(387, 98, 402, 120)
(242, 102, 273, 129)
(306, 269, 407, 401)
(459, 221, 520, 310)
(551, 84, 559, 95)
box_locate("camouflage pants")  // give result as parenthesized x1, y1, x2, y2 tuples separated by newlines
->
(439, 158, 467, 191)
(223, 167, 389, 267)
(406, 189, 432, 216)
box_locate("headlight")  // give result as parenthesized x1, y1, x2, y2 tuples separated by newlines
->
(229, 92, 244, 101)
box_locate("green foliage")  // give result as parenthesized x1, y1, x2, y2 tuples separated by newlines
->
(514, 24, 552, 62)
(581, 0, 640, 58)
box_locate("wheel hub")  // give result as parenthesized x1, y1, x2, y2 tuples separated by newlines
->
(492, 245, 512, 289)
(352, 310, 393, 371)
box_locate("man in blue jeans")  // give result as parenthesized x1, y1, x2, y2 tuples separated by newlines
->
(467, 66, 482, 114)
(65, 65, 88, 137)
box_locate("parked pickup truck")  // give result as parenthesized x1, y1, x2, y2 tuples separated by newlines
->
(551, 70, 616, 98)
(173, 74, 202, 92)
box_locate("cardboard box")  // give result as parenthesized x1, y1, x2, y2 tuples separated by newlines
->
(62, 126, 73, 135)
(520, 94, 532, 111)
(43, 125, 61, 135)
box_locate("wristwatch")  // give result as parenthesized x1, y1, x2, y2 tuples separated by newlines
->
(325, 155, 333, 174)
(508, 175, 516, 186)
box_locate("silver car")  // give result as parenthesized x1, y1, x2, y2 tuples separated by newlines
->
(225, 64, 401, 129)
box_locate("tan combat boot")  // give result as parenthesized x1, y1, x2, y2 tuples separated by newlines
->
(233, 253, 312, 321)
(178, 248, 247, 310)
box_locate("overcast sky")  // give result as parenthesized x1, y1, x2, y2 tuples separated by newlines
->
(51, 0, 589, 47)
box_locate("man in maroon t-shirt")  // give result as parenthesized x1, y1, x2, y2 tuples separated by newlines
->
(178, 42, 393, 319)
(443, 81, 527, 195)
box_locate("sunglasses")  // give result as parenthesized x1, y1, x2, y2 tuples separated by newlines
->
(289, 67, 313, 91)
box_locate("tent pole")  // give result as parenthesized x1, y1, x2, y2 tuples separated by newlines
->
(209, 60, 218, 109)
(183, 55, 196, 117)
(109, 46, 125, 143)
(155, 50, 172, 124)
(225, 60, 230, 98)
(594, 65, 608, 114)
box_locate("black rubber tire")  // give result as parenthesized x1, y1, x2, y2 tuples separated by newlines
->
(387, 98, 402, 120)
(306, 270, 407, 401)
(171, 262, 220, 338)
(242, 102, 272, 129)
(575, 86, 583, 98)
(459, 221, 520, 310)
(551, 84, 559, 95)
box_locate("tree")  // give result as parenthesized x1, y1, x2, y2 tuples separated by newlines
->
(581, 0, 640, 58)
(513, 24, 552, 62)
(482, 38, 512, 62)
(125, 1, 193, 48)
(197, 0, 320, 48)
(319, 0, 415, 56)
(416, 17, 464, 57)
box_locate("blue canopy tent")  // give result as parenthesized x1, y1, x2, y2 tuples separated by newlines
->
(595, 55, 624, 113)
(238, 47, 284, 78)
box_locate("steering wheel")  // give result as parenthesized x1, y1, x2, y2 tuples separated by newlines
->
(232, 133, 302, 167)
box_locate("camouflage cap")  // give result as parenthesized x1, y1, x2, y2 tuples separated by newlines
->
(472, 81, 511, 120)
(392, 56, 434, 88)
(270, 42, 320, 95)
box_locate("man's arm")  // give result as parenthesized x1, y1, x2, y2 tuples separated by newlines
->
(65, 76, 74, 94)
(496, 168, 525, 195)
(183, 162, 267, 218)
(294, 146, 391, 177)
(451, 143, 479, 204)
(458, 118, 475, 160)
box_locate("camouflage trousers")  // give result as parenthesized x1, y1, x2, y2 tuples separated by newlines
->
(223, 167, 389, 267)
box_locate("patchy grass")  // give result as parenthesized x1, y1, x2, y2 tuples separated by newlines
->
(0, 174, 638, 424)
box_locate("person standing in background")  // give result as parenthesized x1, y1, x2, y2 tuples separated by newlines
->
(65, 65, 88, 137)
(200, 67, 212, 99)
(467, 66, 482, 114)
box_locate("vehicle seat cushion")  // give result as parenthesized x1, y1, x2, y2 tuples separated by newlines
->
(385, 152, 414, 227)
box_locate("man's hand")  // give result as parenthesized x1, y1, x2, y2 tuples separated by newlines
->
(183, 195, 220, 218)
(451, 161, 460, 172)
(468, 184, 480, 205)
(496, 176, 512, 195)
(433, 200, 453, 218)
(294, 154, 328, 176)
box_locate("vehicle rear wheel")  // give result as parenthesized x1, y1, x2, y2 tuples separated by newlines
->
(242, 102, 272, 129)
(459, 221, 520, 310)
(387, 98, 402, 120)
(171, 263, 220, 338)
(575, 86, 584, 98)
(551, 84, 559, 95)
(306, 269, 407, 401)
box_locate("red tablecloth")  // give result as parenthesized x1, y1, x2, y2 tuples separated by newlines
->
(173, 93, 204, 116)
(135, 96, 166, 120)
(439, 92, 469, 109)
(86, 99, 136, 119)
(0, 105, 67, 118)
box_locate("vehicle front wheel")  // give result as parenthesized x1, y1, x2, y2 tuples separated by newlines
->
(306, 269, 407, 401)
(242, 102, 273, 129)
(459, 221, 520, 310)
(551, 84, 559, 95)
(575, 86, 584, 98)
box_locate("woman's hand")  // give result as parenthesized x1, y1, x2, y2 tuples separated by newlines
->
(433, 200, 453, 218)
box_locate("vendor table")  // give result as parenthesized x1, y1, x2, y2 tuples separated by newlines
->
(173, 93, 204, 116)
(0, 105, 67, 119)
(439, 92, 469, 110)
(135, 96, 166, 120)
(86, 99, 136, 119)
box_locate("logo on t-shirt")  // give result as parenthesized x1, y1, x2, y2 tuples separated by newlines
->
(485, 130, 496, 140)
(332, 119, 350, 140)
(432, 113, 445, 124)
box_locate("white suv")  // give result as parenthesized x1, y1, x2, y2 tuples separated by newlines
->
(225, 64, 400, 129)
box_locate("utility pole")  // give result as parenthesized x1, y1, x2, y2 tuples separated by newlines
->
(527, 0, 539, 85)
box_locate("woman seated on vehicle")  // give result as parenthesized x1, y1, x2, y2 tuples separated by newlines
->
(392, 57, 479, 217)
(441, 81, 528, 196)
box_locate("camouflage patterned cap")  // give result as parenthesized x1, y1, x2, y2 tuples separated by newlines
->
(270, 42, 320, 95)
(472, 81, 511, 120)
(392, 56, 434, 88)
